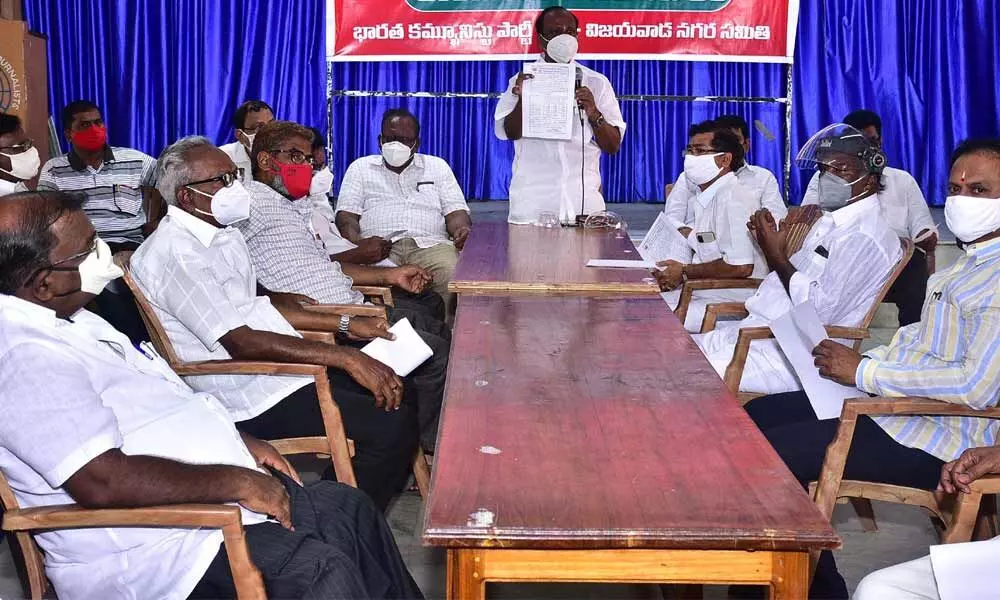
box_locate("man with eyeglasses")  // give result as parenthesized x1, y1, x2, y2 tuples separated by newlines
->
(495, 6, 626, 225)
(36, 100, 159, 344)
(0, 114, 40, 196)
(654, 120, 768, 332)
(336, 109, 471, 317)
(131, 136, 421, 510)
(802, 109, 936, 327)
(219, 99, 275, 184)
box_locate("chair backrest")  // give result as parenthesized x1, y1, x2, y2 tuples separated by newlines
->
(859, 237, 915, 335)
(0, 471, 49, 599)
(113, 251, 182, 366)
(784, 221, 813, 258)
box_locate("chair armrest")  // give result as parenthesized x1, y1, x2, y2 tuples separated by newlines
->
(675, 278, 761, 324)
(700, 302, 750, 333)
(825, 326, 870, 340)
(840, 396, 1000, 420)
(970, 474, 1000, 495)
(3, 503, 243, 532)
(722, 326, 775, 395)
(299, 330, 336, 344)
(172, 360, 326, 378)
(352, 285, 395, 307)
(301, 303, 388, 318)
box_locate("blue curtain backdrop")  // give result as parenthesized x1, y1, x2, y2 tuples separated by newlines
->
(23, 1, 1000, 205)
(22, 0, 327, 157)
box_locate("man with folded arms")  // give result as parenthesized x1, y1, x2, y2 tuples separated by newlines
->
(744, 138, 1000, 598)
(238, 121, 449, 452)
(131, 136, 419, 510)
(691, 125, 902, 394)
(0, 191, 422, 599)
(654, 120, 768, 332)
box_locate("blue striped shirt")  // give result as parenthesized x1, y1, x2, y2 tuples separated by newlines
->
(861, 236, 1000, 461)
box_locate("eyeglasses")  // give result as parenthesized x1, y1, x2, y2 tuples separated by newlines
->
(269, 148, 315, 166)
(683, 146, 721, 157)
(185, 168, 244, 189)
(49, 238, 99, 271)
(0, 139, 33, 154)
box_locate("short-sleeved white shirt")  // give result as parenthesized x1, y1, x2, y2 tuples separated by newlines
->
(219, 141, 255, 183)
(665, 163, 787, 226)
(131, 205, 310, 420)
(686, 172, 769, 279)
(335, 154, 469, 249)
(0, 295, 267, 600)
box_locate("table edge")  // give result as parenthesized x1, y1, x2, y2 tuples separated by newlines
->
(449, 280, 660, 295)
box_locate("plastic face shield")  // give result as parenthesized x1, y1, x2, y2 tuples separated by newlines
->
(795, 123, 871, 176)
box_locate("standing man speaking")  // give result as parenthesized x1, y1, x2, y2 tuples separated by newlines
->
(494, 6, 627, 225)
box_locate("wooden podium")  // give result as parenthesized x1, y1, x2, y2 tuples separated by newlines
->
(0, 18, 50, 168)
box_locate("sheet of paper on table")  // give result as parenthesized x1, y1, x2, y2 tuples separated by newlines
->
(771, 301, 864, 420)
(361, 318, 433, 377)
(637, 213, 695, 264)
(586, 259, 656, 269)
(930, 537, 1000, 600)
(521, 62, 575, 141)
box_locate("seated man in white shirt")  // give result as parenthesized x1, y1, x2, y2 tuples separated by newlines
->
(0, 114, 39, 196)
(219, 99, 275, 184)
(691, 124, 902, 394)
(654, 120, 768, 332)
(335, 109, 471, 312)
(855, 445, 1000, 600)
(132, 137, 421, 511)
(802, 109, 936, 326)
(494, 6, 626, 225)
(0, 190, 422, 599)
(664, 114, 787, 232)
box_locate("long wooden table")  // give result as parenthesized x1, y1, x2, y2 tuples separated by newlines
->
(424, 295, 840, 598)
(448, 222, 661, 296)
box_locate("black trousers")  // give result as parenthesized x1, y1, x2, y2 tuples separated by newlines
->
(393, 288, 447, 324)
(189, 473, 424, 599)
(238, 370, 418, 512)
(739, 392, 944, 599)
(94, 241, 150, 345)
(884, 249, 929, 327)
(342, 326, 448, 454)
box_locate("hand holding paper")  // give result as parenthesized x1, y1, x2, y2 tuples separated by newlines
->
(361, 318, 434, 377)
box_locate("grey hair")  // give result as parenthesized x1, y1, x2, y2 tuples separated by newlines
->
(156, 135, 215, 206)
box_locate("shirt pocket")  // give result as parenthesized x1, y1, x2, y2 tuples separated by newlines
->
(111, 184, 143, 216)
(913, 289, 964, 361)
(413, 183, 441, 209)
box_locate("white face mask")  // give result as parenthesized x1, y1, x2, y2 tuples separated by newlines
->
(238, 130, 256, 151)
(543, 33, 579, 64)
(310, 167, 334, 196)
(0, 146, 40, 181)
(188, 180, 251, 225)
(78, 237, 124, 295)
(683, 153, 723, 186)
(381, 141, 414, 168)
(944, 195, 1000, 243)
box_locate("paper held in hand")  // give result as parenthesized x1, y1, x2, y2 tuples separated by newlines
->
(361, 318, 433, 377)
(637, 213, 695, 264)
(770, 301, 864, 420)
(521, 62, 575, 141)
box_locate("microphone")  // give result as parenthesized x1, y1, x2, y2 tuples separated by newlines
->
(574, 66, 587, 226)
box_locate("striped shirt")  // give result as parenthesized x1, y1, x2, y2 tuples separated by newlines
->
(239, 181, 363, 305)
(37, 147, 157, 245)
(865, 236, 1000, 462)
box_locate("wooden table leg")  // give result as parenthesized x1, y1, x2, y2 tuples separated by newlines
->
(769, 552, 808, 600)
(447, 549, 486, 600)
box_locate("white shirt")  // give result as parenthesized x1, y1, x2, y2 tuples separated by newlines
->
(310, 192, 397, 267)
(131, 206, 310, 420)
(335, 154, 469, 249)
(495, 59, 627, 225)
(0, 295, 267, 600)
(802, 166, 936, 240)
(692, 195, 902, 393)
(665, 163, 787, 226)
(686, 172, 769, 279)
(0, 178, 28, 196)
(220, 141, 255, 182)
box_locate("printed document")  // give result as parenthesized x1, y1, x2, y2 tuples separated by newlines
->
(521, 62, 575, 140)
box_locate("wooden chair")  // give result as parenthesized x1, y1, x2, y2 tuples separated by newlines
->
(810, 396, 1000, 556)
(115, 253, 431, 499)
(353, 285, 395, 307)
(0, 468, 266, 599)
(703, 238, 914, 405)
(673, 220, 814, 327)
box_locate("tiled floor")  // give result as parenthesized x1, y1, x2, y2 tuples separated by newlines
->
(0, 203, 960, 599)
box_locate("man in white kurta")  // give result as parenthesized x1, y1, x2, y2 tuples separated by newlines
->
(494, 6, 626, 225)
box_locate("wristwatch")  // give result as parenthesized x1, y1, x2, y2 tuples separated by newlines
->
(590, 114, 607, 129)
(338, 314, 352, 335)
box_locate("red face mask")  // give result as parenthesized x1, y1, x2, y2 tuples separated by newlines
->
(273, 159, 313, 199)
(71, 126, 108, 152)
